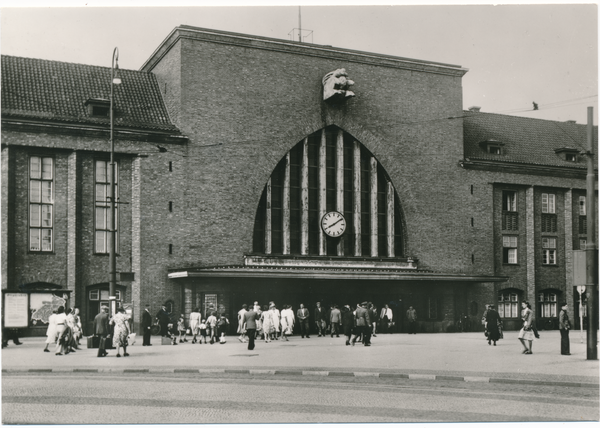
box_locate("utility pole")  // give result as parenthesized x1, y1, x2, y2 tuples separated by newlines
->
(585, 106, 598, 360)
(298, 6, 302, 42)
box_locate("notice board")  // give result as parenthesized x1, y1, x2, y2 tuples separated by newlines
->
(4, 293, 29, 328)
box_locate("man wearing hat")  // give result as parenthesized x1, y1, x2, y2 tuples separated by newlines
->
(351, 302, 371, 346)
(142, 305, 153, 346)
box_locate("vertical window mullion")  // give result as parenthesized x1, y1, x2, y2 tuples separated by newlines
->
(29, 156, 53, 252)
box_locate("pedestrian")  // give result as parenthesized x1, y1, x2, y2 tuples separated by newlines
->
(54, 306, 68, 356)
(142, 305, 153, 346)
(199, 319, 208, 344)
(237, 304, 248, 343)
(155, 305, 171, 338)
(296, 303, 310, 338)
(351, 302, 371, 346)
(380, 304, 393, 334)
(262, 304, 274, 342)
(93, 306, 110, 357)
(65, 308, 79, 353)
(206, 311, 218, 344)
(280, 304, 295, 341)
(242, 304, 260, 351)
(371, 304, 379, 337)
(314, 301, 326, 337)
(325, 304, 333, 335)
(110, 307, 131, 357)
(189, 307, 201, 344)
(518, 301, 535, 354)
(217, 314, 229, 344)
(43, 309, 58, 352)
(72, 308, 83, 346)
(484, 305, 502, 346)
(330, 304, 341, 338)
(177, 314, 188, 343)
(270, 303, 281, 340)
(341, 305, 354, 346)
(406, 306, 417, 334)
(559, 302, 571, 355)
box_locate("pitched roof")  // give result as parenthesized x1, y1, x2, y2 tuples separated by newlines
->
(463, 111, 598, 169)
(1, 55, 179, 133)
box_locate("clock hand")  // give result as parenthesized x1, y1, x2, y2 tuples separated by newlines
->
(326, 219, 343, 230)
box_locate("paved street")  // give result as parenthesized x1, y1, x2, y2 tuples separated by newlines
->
(2, 371, 598, 424)
(2, 331, 599, 424)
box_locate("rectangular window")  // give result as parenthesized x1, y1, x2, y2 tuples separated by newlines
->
(95, 160, 118, 254)
(580, 239, 587, 250)
(29, 156, 54, 252)
(502, 236, 518, 264)
(502, 190, 518, 231)
(579, 196, 586, 215)
(542, 193, 555, 214)
(541, 214, 557, 233)
(498, 292, 519, 318)
(89, 290, 99, 301)
(542, 237, 557, 265)
(427, 297, 438, 320)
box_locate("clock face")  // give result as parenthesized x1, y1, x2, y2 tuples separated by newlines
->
(321, 211, 346, 237)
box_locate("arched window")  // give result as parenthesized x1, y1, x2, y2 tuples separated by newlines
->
(498, 290, 520, 318)
(538, 291, 558, 318)
(252, 126, 404, 258)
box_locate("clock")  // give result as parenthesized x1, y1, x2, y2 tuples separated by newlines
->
(321, 211, 346, 237)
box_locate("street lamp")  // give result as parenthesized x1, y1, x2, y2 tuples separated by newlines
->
(109, 47, 121, 317)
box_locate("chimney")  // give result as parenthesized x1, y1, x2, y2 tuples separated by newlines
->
(468, 106, 481, 113)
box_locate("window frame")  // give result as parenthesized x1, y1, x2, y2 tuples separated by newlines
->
(538, 291, 558, 318)
(502, 235, 518, 264)
(498, 291, 519, 318)
(29, 156, 54, 253)
(542, 193, 556, 214)
(542, 237, 557, 265)
(94, 159, 119, 254)
(579, 195, 586, 216)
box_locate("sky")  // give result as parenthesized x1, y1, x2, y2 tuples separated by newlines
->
(1, 2, 598, 125)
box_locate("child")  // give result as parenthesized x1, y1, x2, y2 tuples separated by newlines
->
(199, 320, 208, 344)
(217, 315, 230, 344)
(177, 314, 188, 343)
(167, 323, 178, 345)
(206, 311, 218, 344)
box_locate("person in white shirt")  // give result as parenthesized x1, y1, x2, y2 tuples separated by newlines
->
(43, 310, 58, 352)
(54, 306, 68, 355)
(380, 304, 393, 334)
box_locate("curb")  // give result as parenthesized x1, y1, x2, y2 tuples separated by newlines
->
(3, 368, 598, 389)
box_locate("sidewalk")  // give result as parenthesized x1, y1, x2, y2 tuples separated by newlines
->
(2, 331, 598, 387)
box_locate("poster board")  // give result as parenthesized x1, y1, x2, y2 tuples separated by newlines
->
(4, 293, 29, 328)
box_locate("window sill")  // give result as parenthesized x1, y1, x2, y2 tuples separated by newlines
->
(27, 251, 55, 255)
(542, 264, 559, 267)
(502, 263, 521, 266)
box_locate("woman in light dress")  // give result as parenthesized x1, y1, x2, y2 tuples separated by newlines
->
(237, 304, 248, 343)
(189, 308, 201, 344)
(110, 307, 131, 357)
(280, 304, 295, 341)
(517, 301, 535, 354)
(270, 304, 281, 340)
(261, 305, 274, 342)
(43, 309, 58, 352)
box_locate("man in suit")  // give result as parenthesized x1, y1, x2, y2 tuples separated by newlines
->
(142, 305, 153, 346)
(406, 306, 418, 334)
(93, 306, 110, 357)
(296, 303, 310, 338)
(242, 304, 260, 351)
(351, 302, 371, 346)
(314, 302, 326, 337)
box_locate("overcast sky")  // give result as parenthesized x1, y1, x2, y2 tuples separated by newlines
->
(1, 2, 598, 124)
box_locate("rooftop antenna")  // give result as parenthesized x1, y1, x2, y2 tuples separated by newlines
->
(288, 6, 313, 43)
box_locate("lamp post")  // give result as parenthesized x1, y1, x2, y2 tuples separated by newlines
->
(109, 47, 121, 317)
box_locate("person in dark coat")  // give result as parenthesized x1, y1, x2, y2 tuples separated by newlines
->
(142, 305, 153, 346)
(559, 302, 571, 355)
(93, 307, 110, 357)
(155, 305, 171, 337)
(341, 305, 354, 346)
(351, 302, 371, 346)
(485, 305, 502, 346)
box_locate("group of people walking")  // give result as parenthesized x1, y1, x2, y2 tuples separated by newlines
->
(43, 306, 83, 355)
